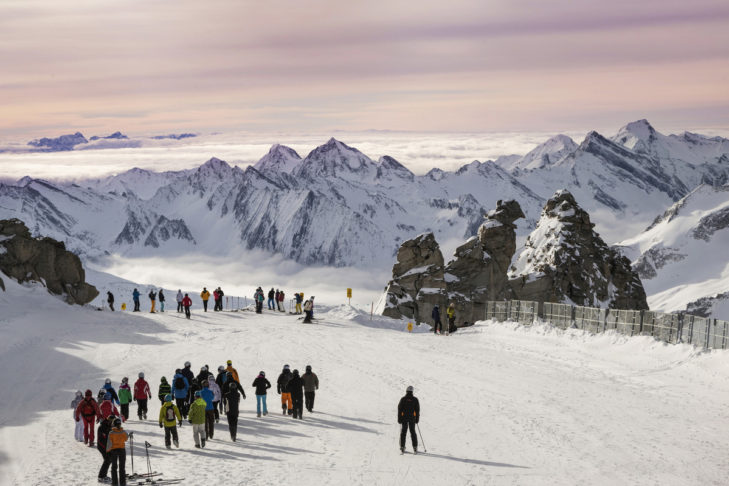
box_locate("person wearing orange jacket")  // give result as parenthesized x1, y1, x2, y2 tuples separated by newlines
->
(106, 417, 131, 486)
(75, 389, 102, 446)
(225, 360, 240, 383)
(200, 287, 210, 312)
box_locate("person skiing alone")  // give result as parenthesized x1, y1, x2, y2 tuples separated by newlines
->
(188, 390, 207, 448)
(118, 377, 132, 421)
(159, 395, 181, 449)
(397, 386, 420, 453)
(200, 287, 210, 312)
(432, 305, 442, 335)
(268, 288, 275, 310)
(75, 389, 102, 446)
(71, 390, 84, 442)
(158, 289, 165, 312)
(107, 291, 115, 312)
(182, 293, 192, 319)
(289, 369, 304, 419)
(132, 288, 140, 312)
(302, 365, 319, 413)
(148, 288, 156, 313)
(222, 372, 246, 441)
(176, 289, 184, 313)
(133, 372, 151, 420)
(303, 299, 313, 323)
(277, 365, 294, 415)
(96, 414, 113, 483)
(252, 371, 271, 417)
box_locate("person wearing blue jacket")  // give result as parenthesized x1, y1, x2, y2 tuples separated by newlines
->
(103, 378, 120, 406)
(132, 288, 141, 312)
(431, 305, 442, 335)
(172, 370, 190, 419)
(200, 381, 216, 439)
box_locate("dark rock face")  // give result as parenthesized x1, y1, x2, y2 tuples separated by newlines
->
(509, 190, 648, 310)
(0, 219, 98, 305)
(383, 200, 525, 326)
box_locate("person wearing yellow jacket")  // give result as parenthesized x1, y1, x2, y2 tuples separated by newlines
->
(446, 303, 456, 335)
(106, 417, 130, 486)
(158, 394, 182, 449)
(200, 287, 210, 312)
(188, 391, 207, 448)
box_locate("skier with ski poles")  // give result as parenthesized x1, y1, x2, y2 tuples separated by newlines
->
(397, 385, 420, 454)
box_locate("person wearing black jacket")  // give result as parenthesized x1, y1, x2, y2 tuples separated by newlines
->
(181, 361, 195, 407)
(222, 372, 246, 441)
(431, 305, 442, 335)
(397, 386, 420, 453)
(277, 365, 294, 415)
(158, 289, 165, 312)
(215, 366, 227, 414)
(107, 291, 115, 312)
(289, 369, 304, 419)
(252, 371, 271, 417)
(96, 416, 113, 482)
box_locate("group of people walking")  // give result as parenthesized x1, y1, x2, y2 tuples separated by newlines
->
(73, 360, 321, 484)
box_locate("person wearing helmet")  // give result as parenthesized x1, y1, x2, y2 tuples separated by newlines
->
(118, 377, 132, 421)
(158, 377, 171, 405)
(172, 369, 190, 419)
(225, 360, 240, 383)
(432, 304, 442, 335)
(96, 415, 113, 483)
(71, 390, 84, 442)
(159, 394, 181, 449)
(222, 372, 246, 441)
(289, 369, 304, 419)
(75, 389, 102, 446)
(107, 416, 130, 485)
(302, 365, 320, 413)
(103, 378, 120, 406)
(252, 371, 271, 417)
(100, 392, 122, 422)
(134, 372, 152, 420)
(277, 365, 294, 415)
(397, 386, 420, 453)
(188, 390, 207, 448)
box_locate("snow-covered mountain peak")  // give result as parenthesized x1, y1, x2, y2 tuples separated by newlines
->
(296, 138, 378, 180)
(376, 155, 414, 181)
(253, 144, 302, 174)
(507, 134, 578, 173)
(613, 119, 658, 154)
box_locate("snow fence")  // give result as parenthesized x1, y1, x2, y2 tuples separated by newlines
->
(484, 300, 729, 350)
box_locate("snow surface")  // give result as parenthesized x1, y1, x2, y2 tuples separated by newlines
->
(2, 272, 729, 485)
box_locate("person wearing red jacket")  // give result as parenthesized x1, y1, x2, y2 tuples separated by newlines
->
(182, 293, 192, 319)
(134, 372, 152, 420)
(75, 389, 102, 446)
(100, 393, 123, 423)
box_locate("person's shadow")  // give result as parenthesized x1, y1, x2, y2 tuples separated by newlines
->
(416, 452, 528, 469)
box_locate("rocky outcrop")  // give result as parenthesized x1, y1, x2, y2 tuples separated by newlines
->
(509, 190, 648, 310)
(383, 200, 526, 326)
(0, 219, 98, 305)
(382, 233, 447, 323)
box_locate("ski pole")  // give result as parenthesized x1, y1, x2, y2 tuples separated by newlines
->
(129, 431, 134, 474)
(416, 423, 427, 452)
(145, 440, 152, 475)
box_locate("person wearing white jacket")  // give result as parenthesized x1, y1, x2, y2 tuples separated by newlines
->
(176, 290, 184, 313)
(71, 390, 84, 442)
(207, 374, 222, 423)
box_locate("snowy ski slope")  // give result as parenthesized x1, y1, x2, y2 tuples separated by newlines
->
(1, 274, 728, 485)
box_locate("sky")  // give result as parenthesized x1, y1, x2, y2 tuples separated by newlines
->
(1, 0, 728, 141)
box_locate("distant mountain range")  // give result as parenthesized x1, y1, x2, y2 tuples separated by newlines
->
(1, 120, 728, 315)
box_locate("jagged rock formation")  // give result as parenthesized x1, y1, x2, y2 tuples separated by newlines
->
(383, 200, 526, 325)
(0, 219, 98, 304)
(509, 190, 648, 309)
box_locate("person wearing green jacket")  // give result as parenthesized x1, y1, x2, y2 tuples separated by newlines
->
(188, 391, 207, 448)
(158, 377, 171, 405)
(158, 395, 181, 449)
(118, 377, 133, 421)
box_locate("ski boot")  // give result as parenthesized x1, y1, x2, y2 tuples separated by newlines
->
(173, 439, 179, 448)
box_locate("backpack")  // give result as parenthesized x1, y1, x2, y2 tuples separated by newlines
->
(174, 377, 186, 390)
(165, 405, 175, 422)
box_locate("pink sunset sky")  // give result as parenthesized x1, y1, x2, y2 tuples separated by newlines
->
(1, 0, 728, 139)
